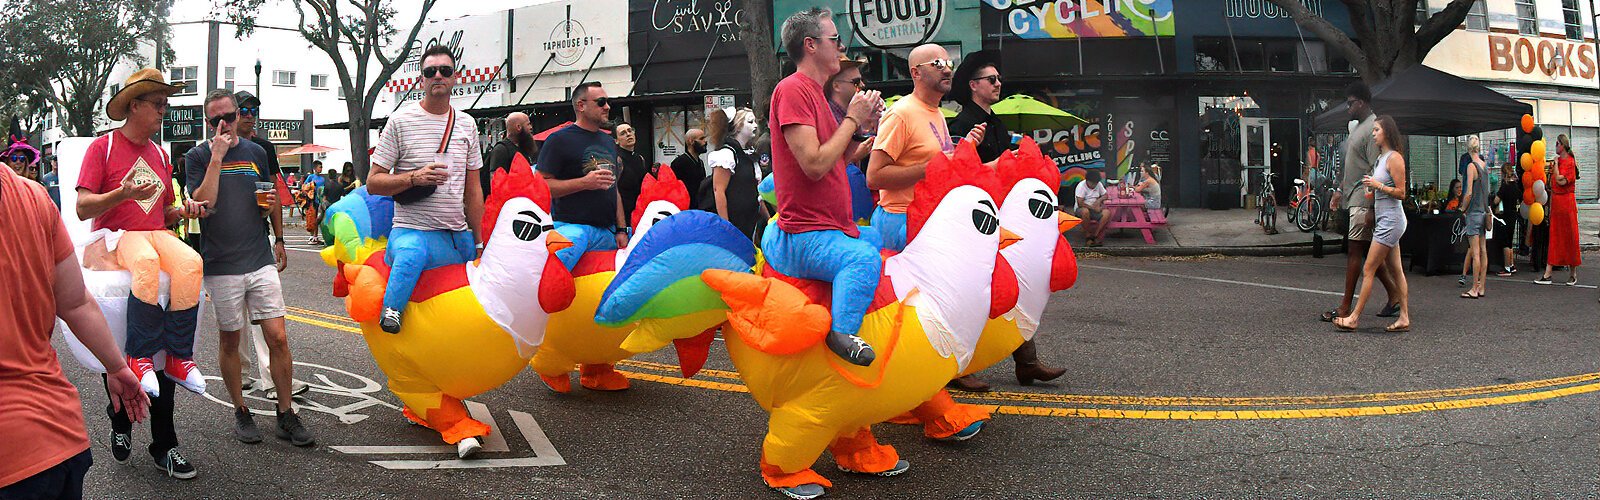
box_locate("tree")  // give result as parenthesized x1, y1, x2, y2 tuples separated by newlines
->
(736, 0, 779, 123)
(0, 0, 173, 137)
(225, 0, 438, 178)
(1265, 0, 1477, 84)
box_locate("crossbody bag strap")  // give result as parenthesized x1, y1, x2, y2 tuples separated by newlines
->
(438, 110, 456, 155)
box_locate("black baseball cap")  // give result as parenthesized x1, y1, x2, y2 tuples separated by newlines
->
(234, 90, 261, 108)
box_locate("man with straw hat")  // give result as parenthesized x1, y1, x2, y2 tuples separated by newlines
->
(826, 54, 876, 224)
(75, 67, 212, 479)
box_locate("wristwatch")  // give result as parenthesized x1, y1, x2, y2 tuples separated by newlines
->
(274, 236, 285, 244)
(614, 227, 630, 235)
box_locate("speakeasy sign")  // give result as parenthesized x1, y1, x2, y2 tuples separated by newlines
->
(850, 0, 946, 48)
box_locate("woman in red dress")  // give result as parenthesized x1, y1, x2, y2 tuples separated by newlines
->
(1538, 134, 1582, 285)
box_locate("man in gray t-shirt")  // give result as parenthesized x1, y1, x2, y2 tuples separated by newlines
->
(1322, 82, 1397, 323)
(186, 89, 314, 446)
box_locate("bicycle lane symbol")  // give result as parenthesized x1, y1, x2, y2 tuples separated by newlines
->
(199, 361, 567, 469)
(199, 361, 398, 424)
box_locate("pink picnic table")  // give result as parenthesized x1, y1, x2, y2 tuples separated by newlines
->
(1095, 190, 1160, 245)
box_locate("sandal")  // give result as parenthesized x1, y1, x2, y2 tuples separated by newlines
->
(1319, 310, 1338, 322)
(1385, 322, 1410, 333)
(1332, 317, 1356, 331)
(1459, 291, 1478, 299)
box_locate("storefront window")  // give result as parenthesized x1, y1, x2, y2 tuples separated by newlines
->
(1267, 41, 1297, 72)
(1236, 40, 1265, 72)
(1516, 0, 1538, 35)
(1196, 38, 1232, 72)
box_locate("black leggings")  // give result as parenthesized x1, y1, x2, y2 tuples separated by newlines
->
(103, 372, 178, 458)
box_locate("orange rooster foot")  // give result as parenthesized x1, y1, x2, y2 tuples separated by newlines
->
(540, 373, 573, 394)
(885, 412, 921, 425)
(578, 364, 631, 391)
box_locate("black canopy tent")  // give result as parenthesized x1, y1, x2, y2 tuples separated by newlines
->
(1313, 65, 1532, 136)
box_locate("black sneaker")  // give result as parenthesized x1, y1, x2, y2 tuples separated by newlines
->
(153, 448, 197, 480)
(379, 308, 403, 334)
(825, 332, 875, 367)
(276, 410, 315, 447)
(110, 430, 132, 464)
(234, 408, 263, 444)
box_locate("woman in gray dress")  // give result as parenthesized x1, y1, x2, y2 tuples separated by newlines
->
(1336, 115, 1411, 333)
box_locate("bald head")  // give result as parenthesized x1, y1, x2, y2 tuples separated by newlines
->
(684, 128, 707, 155)
(907, 44, 953, 99)
(505, 112, 529, 136)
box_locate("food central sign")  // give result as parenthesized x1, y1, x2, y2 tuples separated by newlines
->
(850, 0, 946, 48)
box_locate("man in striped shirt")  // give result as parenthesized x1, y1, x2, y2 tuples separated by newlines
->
(365, 45, 485, 334)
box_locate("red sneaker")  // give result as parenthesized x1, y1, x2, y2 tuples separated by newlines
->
(128, 356, 160, 397)
(164, 356, 207, 394)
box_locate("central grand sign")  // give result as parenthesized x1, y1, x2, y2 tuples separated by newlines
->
(1424, 29, 1599, 89)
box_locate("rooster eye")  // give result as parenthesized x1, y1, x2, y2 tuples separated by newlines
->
(511, 210, 551, 241)
(971, 209, 999, 235)
(1029, 199, 1054, 219)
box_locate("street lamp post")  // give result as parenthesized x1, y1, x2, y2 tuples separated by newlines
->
(255, 59, 262, 97)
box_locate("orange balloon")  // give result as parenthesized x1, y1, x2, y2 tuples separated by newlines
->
(1531, 140, 1546, 161)
(1520, 153, 1533, 169)
(1529, 202, 1545, 225)
(1523, 186, 1536, 204)
(1521, 114, 1535, 133)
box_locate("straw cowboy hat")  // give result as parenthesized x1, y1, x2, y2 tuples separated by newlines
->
(106, 68, 184, 121)
(838, 54, 868, 71)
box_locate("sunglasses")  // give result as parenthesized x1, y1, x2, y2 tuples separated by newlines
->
(582, 97, 611, 108)
(238, 106, 259, 117)
(134, 98, 169, 112)
(917, 59, 955, 71)
(207, 112, 237, 127)
(8, 156, 28, 163)
(421, 65, 456, 78)
(845, 77, 864, 88)
(808, 34, 843, 49)
(971, 74, 1002, 85)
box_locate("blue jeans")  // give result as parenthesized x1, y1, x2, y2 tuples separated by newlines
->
(870, 207, 908, 252)
(383, 227, 475, 312)
(553, 222, 619, 270)
(760, 224, 881, 336)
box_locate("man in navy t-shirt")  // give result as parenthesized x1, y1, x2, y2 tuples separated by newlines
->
(536, 82, 628, 269)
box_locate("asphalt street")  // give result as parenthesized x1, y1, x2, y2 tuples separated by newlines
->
(60, 244, 1600, 498)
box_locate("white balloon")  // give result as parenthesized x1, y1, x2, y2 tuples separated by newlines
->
(1534, 180, 1549, 205)
(1520, 204, 1531, 220)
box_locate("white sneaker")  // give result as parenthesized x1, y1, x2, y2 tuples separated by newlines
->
(457, 437, 483, 459)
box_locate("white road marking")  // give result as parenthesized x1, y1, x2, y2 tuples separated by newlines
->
(1080, 264, 1344, 297)
(330, 402, 567, 469)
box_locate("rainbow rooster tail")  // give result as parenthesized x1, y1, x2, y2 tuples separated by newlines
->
(594, 210, 756, 376)
(319, 186, 394, 267)
(319, 186, 395, 323)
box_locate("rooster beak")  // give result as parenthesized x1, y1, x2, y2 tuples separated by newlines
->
(1057, 211, 1081, 233)
(998, 227, 1022, 250)
(545, 231, 573, 253)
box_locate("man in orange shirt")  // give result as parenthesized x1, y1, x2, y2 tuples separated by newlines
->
(0, 146, 150, 497)
(867, 44, 983, 251)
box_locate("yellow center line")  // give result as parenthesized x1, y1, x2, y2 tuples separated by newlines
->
(282, 313, 1600, 419)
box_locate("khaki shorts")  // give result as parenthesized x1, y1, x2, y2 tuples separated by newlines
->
(1347, 207, 1373, 242)
(204, 264, 286, 332)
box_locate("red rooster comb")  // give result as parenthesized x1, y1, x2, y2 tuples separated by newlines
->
(482, 153, 553, 243)
(908, 140, 1003, 243)
(998, 136, 1059, 192)
(631, 164, 690, 227)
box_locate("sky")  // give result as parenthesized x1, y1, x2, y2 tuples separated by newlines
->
(170, 0, 554, 30)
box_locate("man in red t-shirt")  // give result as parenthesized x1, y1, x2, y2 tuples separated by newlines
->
(765, 8, 884, 369)
(75, 68, 210, 479)
(0, 150, 151, 499)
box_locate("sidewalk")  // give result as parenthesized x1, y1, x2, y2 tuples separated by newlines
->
(1066, 205, 1600, 256)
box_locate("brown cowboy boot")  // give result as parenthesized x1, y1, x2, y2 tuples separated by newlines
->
(947, 374, 991, 392)
(1013, 340, 1066, 386)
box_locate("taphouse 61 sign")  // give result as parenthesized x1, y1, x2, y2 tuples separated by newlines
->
(850, 0, 946, 48)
